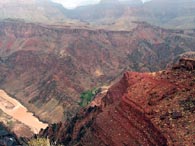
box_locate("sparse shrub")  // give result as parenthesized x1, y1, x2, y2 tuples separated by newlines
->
(79, 88, 98, 107)
(28, 138, 64, 146)
(28, 138, 50, 146)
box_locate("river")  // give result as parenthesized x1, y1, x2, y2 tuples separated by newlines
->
(0, 89, 48, 134)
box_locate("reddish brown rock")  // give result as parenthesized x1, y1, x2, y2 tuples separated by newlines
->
(1, 20, 195, 125)
(40, 66, 195, 145)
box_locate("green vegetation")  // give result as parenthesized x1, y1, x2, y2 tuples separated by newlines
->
(28, 138, 50, 146)
(79, 88, 99, 107)
(28, 138, 63, 146)
(6, 120, 13, 128)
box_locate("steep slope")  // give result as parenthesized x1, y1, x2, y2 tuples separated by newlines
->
(0, 21, 195, 125)
(40, 58, 195, 146)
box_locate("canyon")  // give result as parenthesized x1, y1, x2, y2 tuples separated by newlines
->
(0, 19, 195, 138)
(0, 0, 194, 145)
(0, 20, 195, 124)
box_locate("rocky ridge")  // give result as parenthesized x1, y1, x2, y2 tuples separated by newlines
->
(40, 59, 195, 145)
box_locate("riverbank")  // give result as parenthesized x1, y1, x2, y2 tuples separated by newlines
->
(0, 90, 48, 134)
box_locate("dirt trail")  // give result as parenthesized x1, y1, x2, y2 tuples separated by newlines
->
(0, 89, 48, 134)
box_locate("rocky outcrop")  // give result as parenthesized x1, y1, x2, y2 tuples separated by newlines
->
(40, 66, 195, 145)
(173, 58, 195, 70)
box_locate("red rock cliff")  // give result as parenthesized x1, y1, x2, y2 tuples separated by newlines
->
(40, 64, 195, 145)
